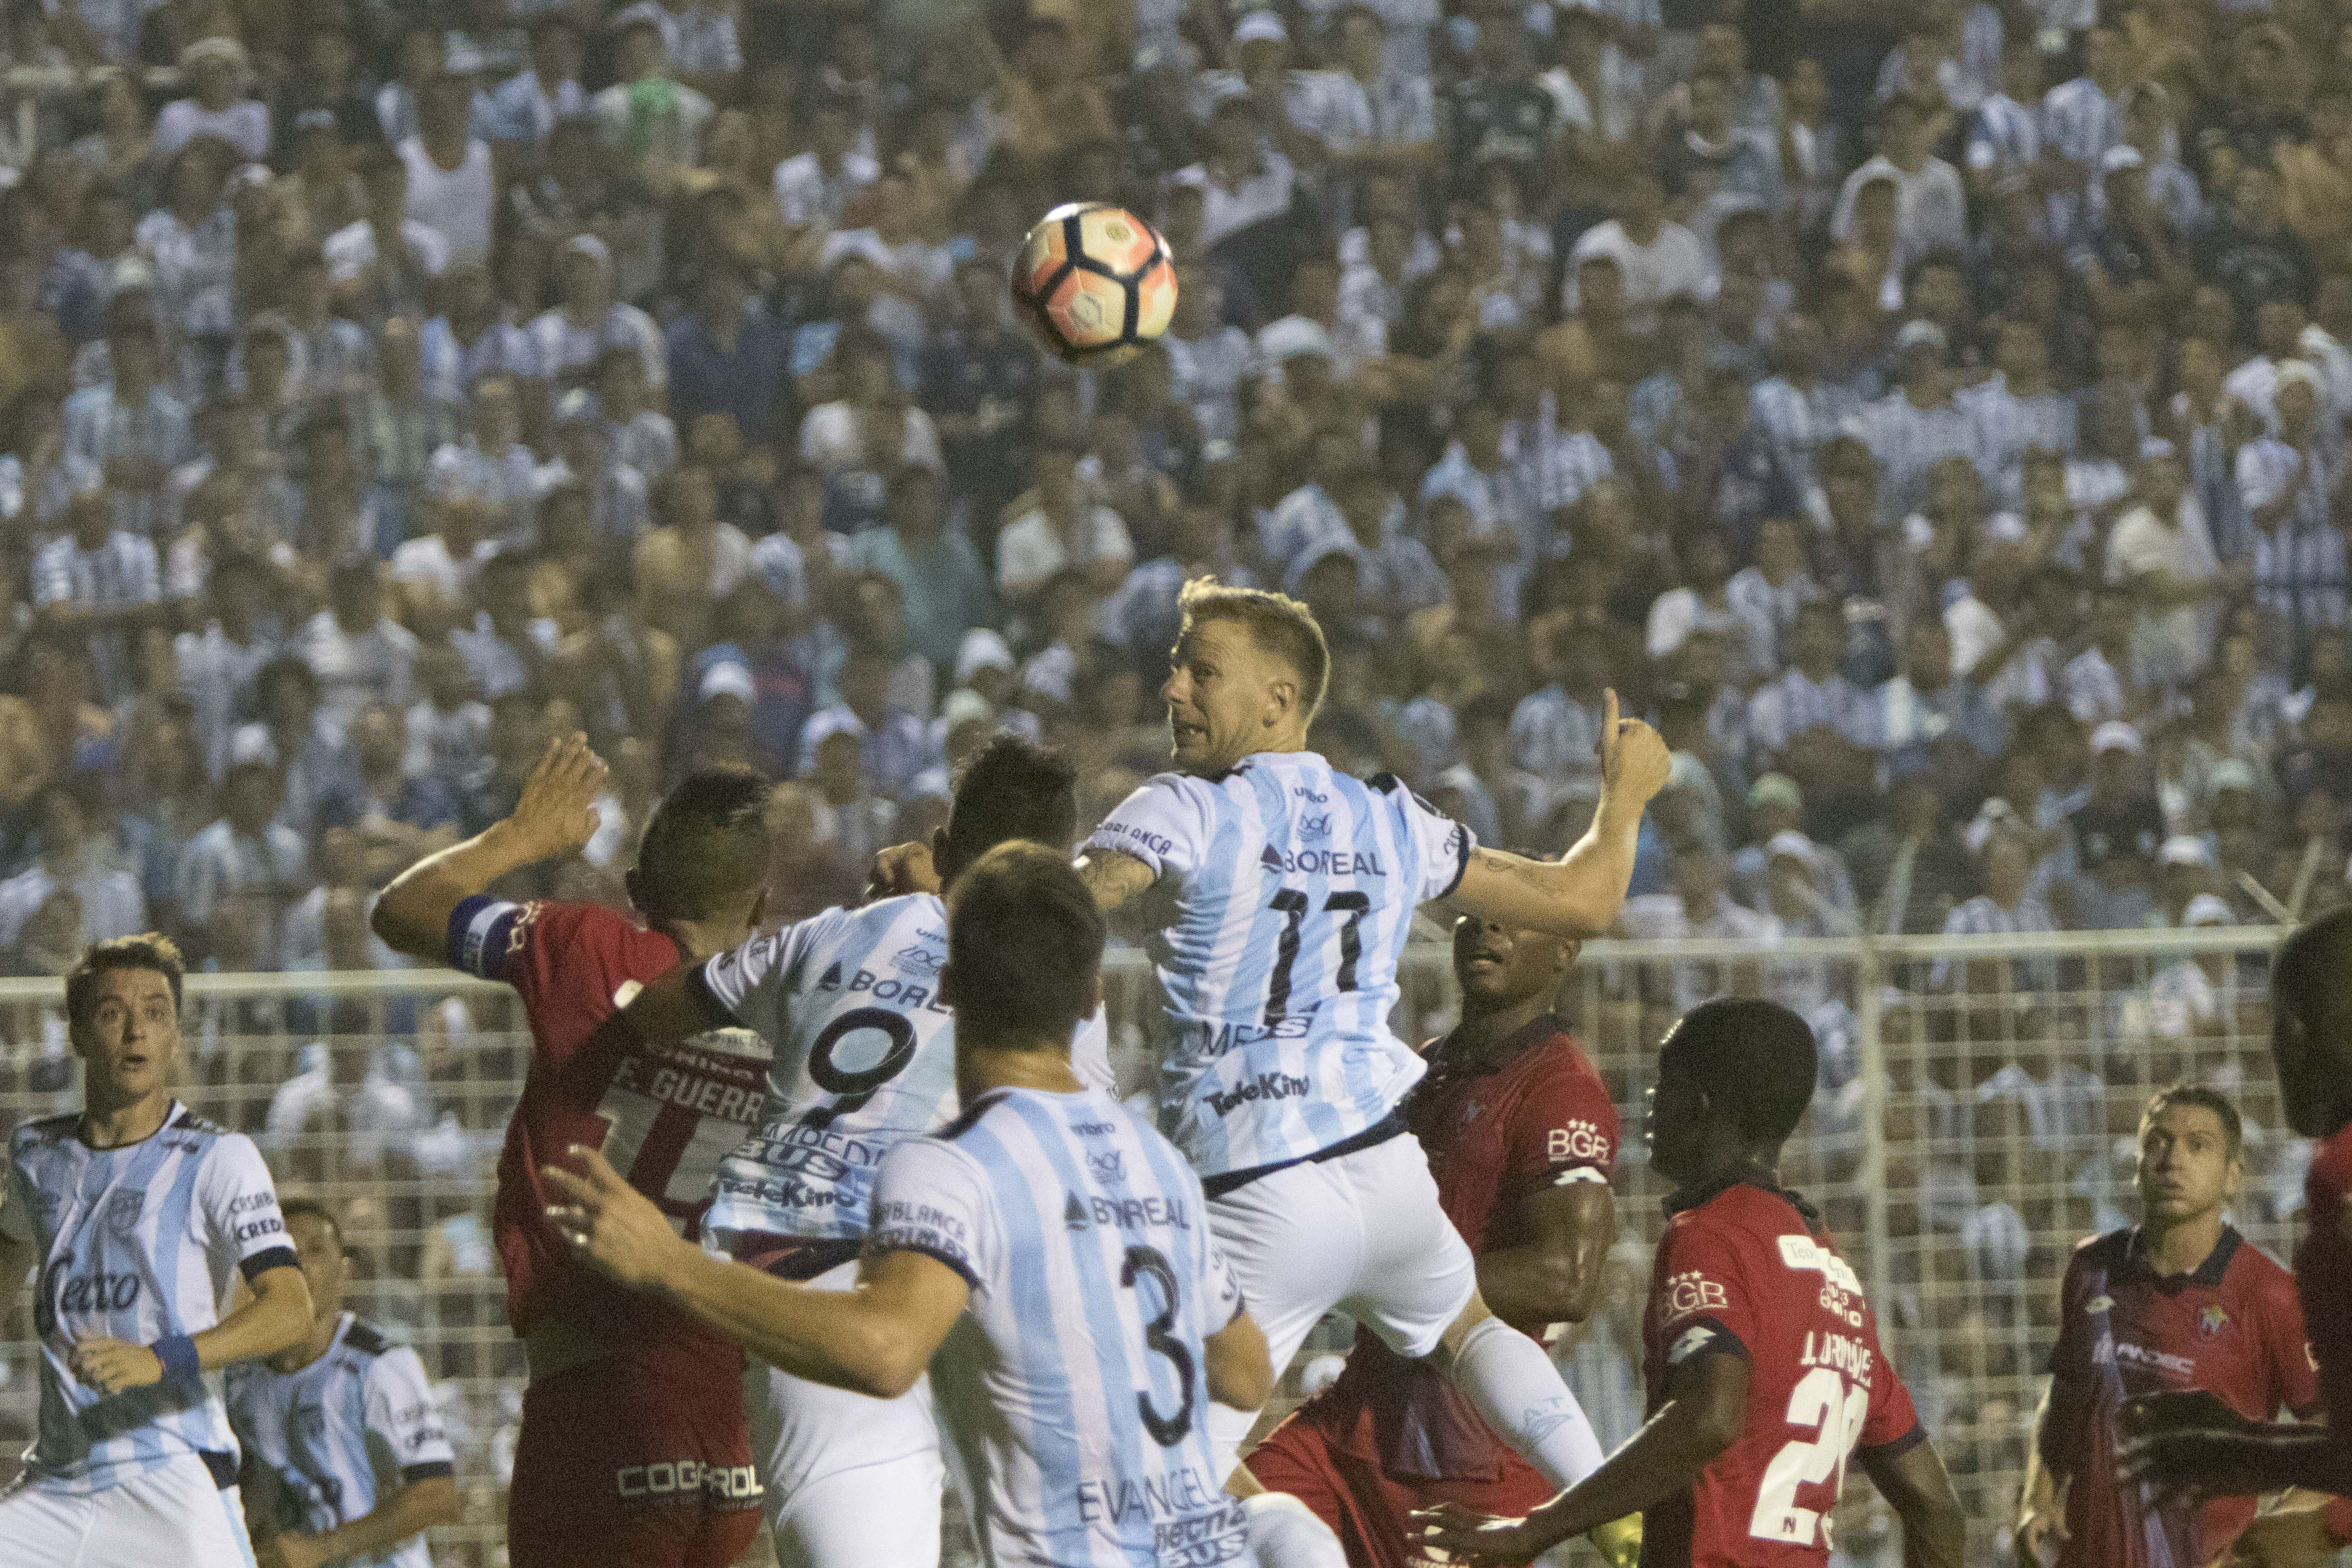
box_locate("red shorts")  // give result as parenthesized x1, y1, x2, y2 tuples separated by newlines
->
(1247, 1409, 1557, 1568)
(508, 1351, 762, 1568)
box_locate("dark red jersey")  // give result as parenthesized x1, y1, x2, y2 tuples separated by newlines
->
(2300, 1123, 2352, 1429)
(2044, 1226, 2316, 1568)
(1296, 1017, 1620, 1480)
(1642, 1177, 1923, 1568)
(450, 895, 768, 1366)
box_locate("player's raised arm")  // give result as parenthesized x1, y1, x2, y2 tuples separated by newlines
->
(544, 1143, 969, 1398)
(1858, 1437, 1966, 1568)
(1443, 690, 1672, 937)
(1414, 1346, 1751, 1563)
(370, 731, 606, 961)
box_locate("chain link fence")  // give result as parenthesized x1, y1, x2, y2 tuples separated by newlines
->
(0, 926, 2327, 1567)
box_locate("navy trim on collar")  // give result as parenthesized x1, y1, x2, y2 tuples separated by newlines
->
(2118, 1223, 2242, 1291)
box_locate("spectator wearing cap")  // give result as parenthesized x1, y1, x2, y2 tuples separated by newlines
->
(1192, 11, 1343, 171)
(156, 39, 269, 163)
(33, 469, 163, 703)
(1846, 319, 1974, 525)
(298, 558, 419, 746)
(2064, 720, 2165, 928)
(528, 235, 666, 395)
(591, 6, 714, 176)
(2238, 360, 2348, 666)
(1733, 773, 1858, 915)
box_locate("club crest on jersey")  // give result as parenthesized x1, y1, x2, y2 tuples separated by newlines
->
(104, 1191, 143, 1231)
(1086, 1150, 1126, 1186)
(2200, 1305, 2230, 1337)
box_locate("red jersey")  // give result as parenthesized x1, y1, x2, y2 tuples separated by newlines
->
(1642, 1178, 1923, 1568)
(2044, 1226, 2315, 1568)
(451, 895, 768, 1367)
(2299, 1123, 2352, 1428)
(1296, 1017, 1620, 1479)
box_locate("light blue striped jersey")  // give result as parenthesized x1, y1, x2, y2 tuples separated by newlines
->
(226, 1313, 453, 1568)
(0, 1102, 298, 1491)
(868, 1085, 1247, 1568)
(1085, 753, 1474, 1177)
(695, 893, 1114, 1246)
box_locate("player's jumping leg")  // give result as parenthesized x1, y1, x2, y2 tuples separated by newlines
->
(1339, 1136, 1605, 1491)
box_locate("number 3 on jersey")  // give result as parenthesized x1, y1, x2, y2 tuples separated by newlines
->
(1263, 890, 1370, 1025)
(1750, 1365, 1869, 1547)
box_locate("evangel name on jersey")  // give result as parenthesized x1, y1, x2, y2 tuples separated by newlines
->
(691, 891, 1113, 1249)
(866, 1086, 1247, 1568)
(1084, 755, 1472, 1177)
(227, 1313, 456, 1568)
(0, 1103, 297, 1491)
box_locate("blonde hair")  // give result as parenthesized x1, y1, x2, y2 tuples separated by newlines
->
(1176, 578, 1331, 720)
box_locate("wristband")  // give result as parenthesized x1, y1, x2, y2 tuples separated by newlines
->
(150, 1334, 201, 1388)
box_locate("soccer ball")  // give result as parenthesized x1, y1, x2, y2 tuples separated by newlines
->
(1010, 203, 1178, 364)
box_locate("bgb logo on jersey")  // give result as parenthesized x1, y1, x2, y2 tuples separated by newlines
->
(1664, 1270, 1728, 1316)
(1547, 1121, 1612, 1167)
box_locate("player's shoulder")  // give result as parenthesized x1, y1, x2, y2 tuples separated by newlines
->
(169, 1104, 233, 1140)
(2310, 1122, 2352, 1193)
(342, 1316, 397, 1358)
(1515, 1024, 1609, 1092)
(2218, 1226, 2297, 1293)
(11, 1110, 78, 1154)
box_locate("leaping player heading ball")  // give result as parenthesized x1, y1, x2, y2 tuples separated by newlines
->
(877, 578, 1666, 1555)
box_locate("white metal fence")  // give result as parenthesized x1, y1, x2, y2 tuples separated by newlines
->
(0, 927, 2330, 1568)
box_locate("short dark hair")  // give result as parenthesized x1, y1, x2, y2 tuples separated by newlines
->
(66, 934, 186, 1033)
(943, 737, 1078, 873)
(2141, 1082, 2244, 1160)
(947, 843, 1105, 1046)
(1177, 577, 1331, 719)
(634, 767, 770, 920)
(1661, 998, 1818, 1146)
(281, 1197, 346, 1249)
(2278, 907, 2352, 1034)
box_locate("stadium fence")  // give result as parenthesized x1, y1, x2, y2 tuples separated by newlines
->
(0, 926, 2323, 1568)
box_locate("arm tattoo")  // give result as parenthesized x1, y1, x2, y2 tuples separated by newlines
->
(1474, 847, 1559, 892)
(1074, 849, 1159, 913)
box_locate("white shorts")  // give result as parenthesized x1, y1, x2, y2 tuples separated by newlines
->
(749, 1258, 944, 1568)
(1208, 1129, 1477, 1381)
(0, 1452, 257, 1568)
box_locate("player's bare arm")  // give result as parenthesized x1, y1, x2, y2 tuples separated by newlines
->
(370, 732, 606, 961)
(2014, 1380, 2071, 1568)
(252, 1471, 461, 1568)
(1475, 1181, 1616, 1332)
(544, 1145, 967, 1398)
(1443, 690, 1671, 937)
(607, 960, 735, 1051)
(70, 1262, 312, 1395)
(1413, 1340, 1750, 1563)
(1203, 1307, 1273, 1412)
(1072, 847, 1159, 914)
(1858, 1435, 1966, 1568)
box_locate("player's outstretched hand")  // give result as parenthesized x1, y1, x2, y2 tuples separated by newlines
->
(69, 1336, 163, 1394)
(508, 732, 606, 862)
(1410, 1501, 1550, 1565)
(543, 1144, 688, 1292)
(1596, 689, 1671, 809)
(868, 840, 943, 900)
(2116, 1389, 2254, 1498)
